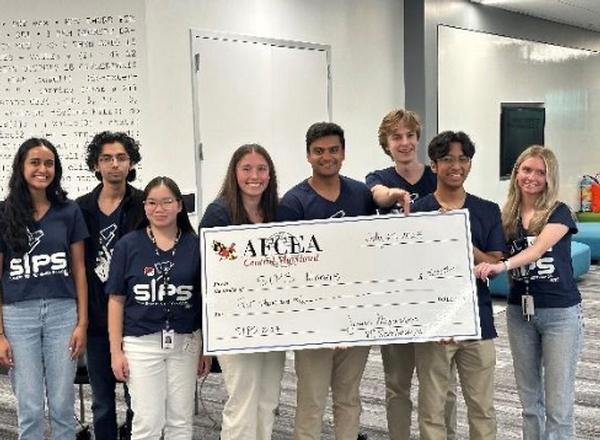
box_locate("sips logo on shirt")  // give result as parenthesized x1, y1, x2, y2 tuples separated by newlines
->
(510, 235, 557, 282)
(133, 260, 193, 304)
(9, 228, 68, 279)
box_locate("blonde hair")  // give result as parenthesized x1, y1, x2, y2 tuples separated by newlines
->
(378, 109, 421, 157)
(502, 145, 560, 238)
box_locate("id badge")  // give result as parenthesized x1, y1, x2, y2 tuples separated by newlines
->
(161, 329, 175, 350)
(521, 294, 535, 319)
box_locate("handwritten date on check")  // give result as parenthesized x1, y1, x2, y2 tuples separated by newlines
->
(200, 210, 479, 355)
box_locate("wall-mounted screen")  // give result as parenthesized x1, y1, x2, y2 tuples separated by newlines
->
(500, 104, 545, 179)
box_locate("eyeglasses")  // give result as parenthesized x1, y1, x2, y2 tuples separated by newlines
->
(98, 154, 130, 164)
(437, 155, 471, 165)
(144, 198, 178, 210)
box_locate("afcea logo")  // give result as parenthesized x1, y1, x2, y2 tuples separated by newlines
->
(9, 252, 67, 277)
(243, 232, 322, 257)
(133, 279, 193, 303)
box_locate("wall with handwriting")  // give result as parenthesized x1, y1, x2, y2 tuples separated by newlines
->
(0, 0, 147, 197)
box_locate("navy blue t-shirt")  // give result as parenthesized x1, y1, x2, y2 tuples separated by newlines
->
(200, 198, 231, 228)
(106, 229, 201, 337)
(366, 165, 437, 203)
(412, 193, 506, 339)
(0, 200, 89, 304)
(507, 202, 580, 308)
(278, 176, 376, 221)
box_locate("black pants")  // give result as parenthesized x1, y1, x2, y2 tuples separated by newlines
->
(87, 333, 133, 440)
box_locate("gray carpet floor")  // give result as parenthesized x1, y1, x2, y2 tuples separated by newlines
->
(0, 265, 598, 439)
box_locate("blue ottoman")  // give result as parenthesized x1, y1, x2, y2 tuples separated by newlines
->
(573, 222, 600, 260)
(489, 240, 591, 298)
(571, 241, 592, 278)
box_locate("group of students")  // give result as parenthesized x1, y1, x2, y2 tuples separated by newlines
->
(0, 108, 583, 440)
(0, 132, 209, 440)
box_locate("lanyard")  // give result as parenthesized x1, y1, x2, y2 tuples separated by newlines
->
(147, 227, 181, 329)
(516, 218, 534, 320)
(516, 218, 531, 285)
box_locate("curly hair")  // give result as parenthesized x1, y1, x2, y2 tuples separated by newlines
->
(85, 131, 141, 181)
(0, 138, 67, 255)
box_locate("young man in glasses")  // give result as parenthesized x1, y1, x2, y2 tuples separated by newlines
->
(76, 131, 144, 440)
(412, 131, 505, 440)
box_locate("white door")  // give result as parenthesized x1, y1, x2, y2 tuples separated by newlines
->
(191, 30, 331, 212)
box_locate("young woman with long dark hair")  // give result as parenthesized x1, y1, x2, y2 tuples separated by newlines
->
(0, 138, 89, 439)
(200, 144, 284, 440)
(107, 176, 211, 439)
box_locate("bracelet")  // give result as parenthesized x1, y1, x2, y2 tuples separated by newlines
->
(501, 259, 510, 272)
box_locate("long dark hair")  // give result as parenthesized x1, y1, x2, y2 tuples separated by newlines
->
(1, 138, 67, 255)
(218, 144, 278, 225)
(138, 176, 194, 234)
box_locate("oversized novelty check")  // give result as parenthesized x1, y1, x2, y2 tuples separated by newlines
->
(200, 210, 480, 355)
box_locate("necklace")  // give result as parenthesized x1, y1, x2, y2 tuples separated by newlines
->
(147, 226, 181, 257)
(146, 226, 182, 297)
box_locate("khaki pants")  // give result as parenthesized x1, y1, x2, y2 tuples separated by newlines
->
(219, 351, 286, 440)
(415, 339, 496, 440)
(293, 346, 370, 440)
(381, 343, 458, 440)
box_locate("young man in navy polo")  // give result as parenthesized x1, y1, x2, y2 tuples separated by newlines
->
(76, 131, 144, 440)
(412, 131, 505, 440)
(279, 122, 376, 440)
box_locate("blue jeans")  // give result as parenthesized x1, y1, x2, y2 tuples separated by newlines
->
(87, 333, 133, 439)
(3, 298, 77, 440)
(506, 303, 584, 440)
